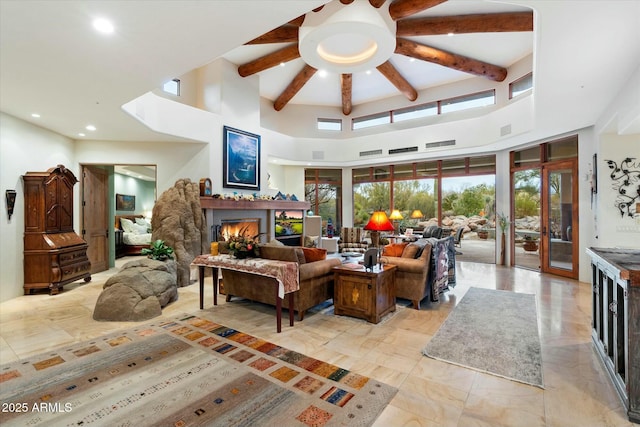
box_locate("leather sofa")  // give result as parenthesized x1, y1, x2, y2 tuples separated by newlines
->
(379, 240, 433, 310)
(221, 244, 341, 321)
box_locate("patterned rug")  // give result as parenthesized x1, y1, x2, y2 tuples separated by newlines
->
(422, 287, 544, 388)
(0, 314, 397, 426)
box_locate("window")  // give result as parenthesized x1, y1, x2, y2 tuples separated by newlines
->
(317, 118, 342, 131)
(163, 79, 180, 96)
(393, 103, 437, 123)
(441, 90, 495, 114)
(305, 169, 342, 231)
(352, 112, 391, 130)
(510, 73, 533, 99)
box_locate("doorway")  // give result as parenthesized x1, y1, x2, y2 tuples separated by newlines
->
(81, 164, 156, 273)
(541, 160, 578, 278)
(510, 136, 579, 278)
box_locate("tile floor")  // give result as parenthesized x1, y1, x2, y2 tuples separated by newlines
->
(0, 258, 633, 427)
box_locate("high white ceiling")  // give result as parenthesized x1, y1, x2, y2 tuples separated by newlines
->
(1, 1, 639, 143)
(223, 1, 533, 107)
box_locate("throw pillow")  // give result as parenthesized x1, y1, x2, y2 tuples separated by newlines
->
(382, 242, 408, 257)
(301, 247, 327, 263)
(303, 235, 318, 248)
(119, 217, 135, 233)
(401, 243, 421, 258)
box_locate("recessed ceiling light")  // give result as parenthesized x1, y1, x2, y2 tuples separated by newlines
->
(409, 58, 416, 62)
(86, 124, 96, 131)
(366, 70, 372, 75)
(279, 62, 285, 67)
(78, 133, 86, 137)
(93, 18, 114, 34)
(447, 32, 454, 37)
(318, 69, 328, 78)
(31, 113, 40, 118)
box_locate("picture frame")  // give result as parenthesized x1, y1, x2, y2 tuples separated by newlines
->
(116, 193, 135, 211)
(223, 126, 260, 190)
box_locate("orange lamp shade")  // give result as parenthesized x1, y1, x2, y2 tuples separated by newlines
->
(410, 209, 424, 219)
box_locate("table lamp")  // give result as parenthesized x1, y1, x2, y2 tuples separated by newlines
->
(389, 209, 403, 233)
(410, 209, 424, 226)
(364, 210, 395, 261)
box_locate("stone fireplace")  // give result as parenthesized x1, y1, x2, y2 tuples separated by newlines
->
(217, 218, 261, 241)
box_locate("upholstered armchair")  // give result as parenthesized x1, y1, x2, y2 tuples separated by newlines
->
(338, 227, 370, 253)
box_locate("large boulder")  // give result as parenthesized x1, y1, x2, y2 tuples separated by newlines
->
(151, 178, 207, 287)
(93, 258, 178, 321)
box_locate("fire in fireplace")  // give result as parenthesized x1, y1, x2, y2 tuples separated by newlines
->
(218, 218, 260, 241)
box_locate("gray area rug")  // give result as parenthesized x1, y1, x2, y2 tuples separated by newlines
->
(422, 287, 544, 388)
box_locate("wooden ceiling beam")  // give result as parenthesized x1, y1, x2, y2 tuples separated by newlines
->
(397, 12, 533, 36)
(245, 25, 298, 45)
(389, 0, 447, 21)
(238, 44, 300, 77)
(341, 74, 353, 115)
(369, 0, 387, 8)
(288, 15, 306, 27)
(274, 64, 317, 111)
(340, 0, 355, 4)
(395, 37, 507, 81)
(376, 61, 418, 101)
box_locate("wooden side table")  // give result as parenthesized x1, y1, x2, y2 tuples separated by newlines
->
(333, 264, 396, 324)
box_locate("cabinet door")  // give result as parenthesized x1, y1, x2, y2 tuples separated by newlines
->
(336, 274, 372, 317)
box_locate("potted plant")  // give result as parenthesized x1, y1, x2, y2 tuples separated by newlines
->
(523, 235, 538, 252)
(477, 226, 489, 240)
(142, 239, 174, 260)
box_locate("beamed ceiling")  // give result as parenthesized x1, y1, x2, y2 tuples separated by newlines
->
(224, 0, 534, 115)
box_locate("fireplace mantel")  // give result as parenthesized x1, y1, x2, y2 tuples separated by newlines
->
(200, 197, 310, 211)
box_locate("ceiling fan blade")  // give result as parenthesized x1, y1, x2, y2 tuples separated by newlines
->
(369, 0, 387, 8)
(238, 44, 300, 77)
(274, 64, 317, 111)
(376, 61, 418, 101)
(341, 74, 353, 115)
(245, 25, 299, 45)
(389, 0, 447, 21)
(397, 12, 533, 36)
(395, 37, 507, 81)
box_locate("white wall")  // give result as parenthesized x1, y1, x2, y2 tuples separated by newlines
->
(0, 113, 77, 302)
(596, 134, 640, 248)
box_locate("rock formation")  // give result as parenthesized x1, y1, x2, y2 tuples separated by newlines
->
(93, 258, 178, 321)
(151, 178, 207, 287)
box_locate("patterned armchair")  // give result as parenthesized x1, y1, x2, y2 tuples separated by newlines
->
(338, 227, 370, 253)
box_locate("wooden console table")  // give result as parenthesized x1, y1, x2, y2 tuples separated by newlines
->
(191, 254, 299, 333)
(586, 247, 640, 423)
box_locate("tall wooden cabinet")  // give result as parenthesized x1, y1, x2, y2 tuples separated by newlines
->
(23, 165, 91, 295)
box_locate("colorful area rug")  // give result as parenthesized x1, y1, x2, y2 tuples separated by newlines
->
(422, 287, 544, 388)
(0, 314, 397, 426)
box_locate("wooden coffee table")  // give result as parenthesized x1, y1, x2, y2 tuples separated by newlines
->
(332, 264, 396, 324)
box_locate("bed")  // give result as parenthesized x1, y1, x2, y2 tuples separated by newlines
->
(115, 215, 152, 257)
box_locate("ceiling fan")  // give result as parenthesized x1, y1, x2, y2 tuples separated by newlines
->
(237, 0, 533, 115)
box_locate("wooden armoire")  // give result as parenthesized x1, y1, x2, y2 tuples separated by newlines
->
(23, 165, 91, 295)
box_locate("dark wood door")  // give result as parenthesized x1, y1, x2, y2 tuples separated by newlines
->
(82, 165, 109, 274)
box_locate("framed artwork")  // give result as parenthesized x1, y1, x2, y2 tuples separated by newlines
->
(223, 125, 260, 190)
(116, 193, 135, 211)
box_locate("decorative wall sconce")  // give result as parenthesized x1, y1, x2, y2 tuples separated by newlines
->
(6, 189, 17, 219)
